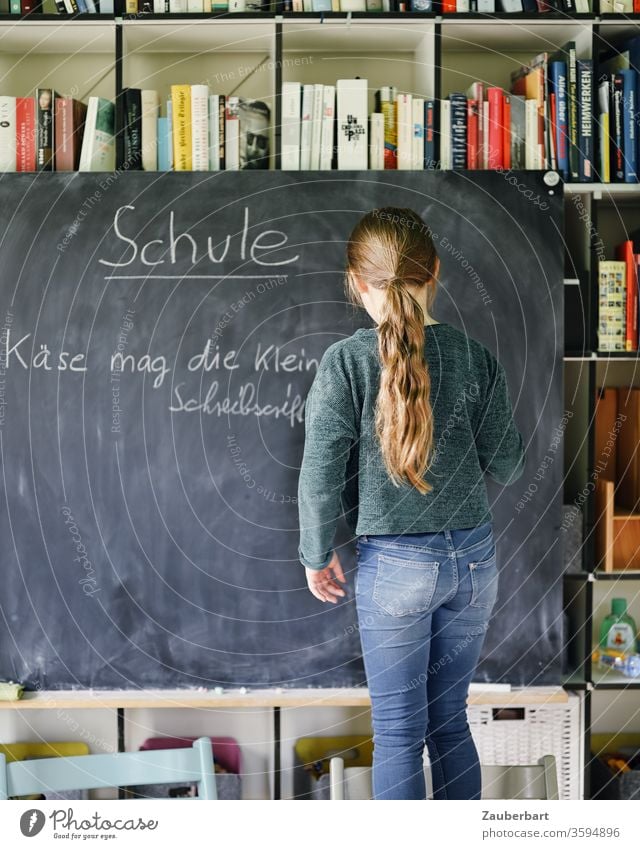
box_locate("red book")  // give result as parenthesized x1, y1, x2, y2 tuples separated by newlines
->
(16, 97, 36, 172)
(467, 98, 479, 169)
(502, 93, 511, 170)
(635, 0, 640, 12)
(442, 0, 457, 9)
(54, 97, 87, 171)
(616, 240, 638, 352)
(486, 87, 503, 169)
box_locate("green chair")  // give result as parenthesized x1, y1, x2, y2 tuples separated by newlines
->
(0, 737, 217, 800)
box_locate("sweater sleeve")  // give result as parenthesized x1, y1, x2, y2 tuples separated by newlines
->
(473, 355, 526, 486)
(297, 346, 358, 570)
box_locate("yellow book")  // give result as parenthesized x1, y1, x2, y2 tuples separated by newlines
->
(600, 111, 610, 183)
(125, 0, 137, 11)
(171, 85, 192, 172)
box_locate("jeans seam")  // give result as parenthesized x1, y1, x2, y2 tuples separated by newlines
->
(359, 530, 493, 557)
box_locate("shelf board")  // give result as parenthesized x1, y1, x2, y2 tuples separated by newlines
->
(0, 19, 114, 53)
(281, 16, 435, 53)
(122, 18, 275, 53)
(591, 667, 640, 689)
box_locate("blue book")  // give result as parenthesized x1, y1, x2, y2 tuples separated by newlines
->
(424, 100, 436, 169)
(618, 69, 637, 183)
(157, 117, 171, 171)
(576, 59, 593, 183)
(449, 92, 466, 170)
(311, 0, 332, 8)
(76, 0, 88, 10)
(550, 61, 569, 180)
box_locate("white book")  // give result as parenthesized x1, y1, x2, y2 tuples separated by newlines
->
(153, 0, 164, 10)
(456, 0, 470, 8)
(477, 0, 494, 8)
(225, 96, 240, 171)
(319, 85, 336, 170)
(412, 97, 424, 170)
(396, 93, 413, 170)
(281, 81, 301, 170)
(309, 83, 324, 170)
(340, 0, 366, 7)
(169, 0, 186, 10)
(99, 0, 114, 8)
(440, 99, 450, 170)
(209, 95, 220, 171)
(300, 84, 314, 170)
(141, 90, 160, 172)
(191, 84, 210, 171)
(525, 98, 538, 170)
(79, 97, 115, 172)
(187, 0, 203, 8)
(0, 96, 16, 172)
(229, 0, 246, 7)
(369, 112, 384, 170)
(84, 0, 97, 10)
(336, 78, 368, 170)
(498, 0, 523, 8)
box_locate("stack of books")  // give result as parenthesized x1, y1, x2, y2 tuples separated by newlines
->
(0, 90, 115, 172)
(121, 86, 270, 171)
(598, 238, 640, 353)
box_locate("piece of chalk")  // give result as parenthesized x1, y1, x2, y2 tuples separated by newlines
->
(0, 681, 24, 701)
(239, 687, 248, 694)
(214, 687, 224, 695)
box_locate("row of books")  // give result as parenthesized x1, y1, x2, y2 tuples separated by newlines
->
(0, 86, 270, 171)
(285, 0, 590, 8)
(599, 240, 640, 352)
(0, 92, 115, 171)
(0, 0, 114, 11)
(121, 86, 270, 170)
(597, 34, 640, 184)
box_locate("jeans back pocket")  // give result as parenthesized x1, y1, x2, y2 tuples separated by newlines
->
(469, 547, 499, 609)
(373, 553, 440, 617)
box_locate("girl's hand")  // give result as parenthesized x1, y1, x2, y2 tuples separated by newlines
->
(305, 552, 347, 603)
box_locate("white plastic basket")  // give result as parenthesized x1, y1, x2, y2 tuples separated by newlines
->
(465, 692, 583, 800)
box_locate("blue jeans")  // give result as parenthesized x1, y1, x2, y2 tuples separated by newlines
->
(355, 520, 498, 800)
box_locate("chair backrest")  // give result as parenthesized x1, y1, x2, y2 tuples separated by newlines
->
(329, 754, 559, 800)
(0, 737, 217, 800)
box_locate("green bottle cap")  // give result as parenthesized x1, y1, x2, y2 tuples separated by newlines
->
(612, 598, 627, 616)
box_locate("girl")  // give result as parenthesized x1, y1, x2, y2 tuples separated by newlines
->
(297, 206, 526, 800)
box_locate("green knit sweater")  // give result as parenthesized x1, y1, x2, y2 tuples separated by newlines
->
(297, 321, 526, 570)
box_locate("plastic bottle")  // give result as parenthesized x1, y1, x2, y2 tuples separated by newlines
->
(599, 598, 637, 654)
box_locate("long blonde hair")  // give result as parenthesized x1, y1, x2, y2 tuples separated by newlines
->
(345, 207, 439, 495)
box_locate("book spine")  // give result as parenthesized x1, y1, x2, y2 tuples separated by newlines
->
(440, 99, 451, 169)
(396, 93, 413, 170)
(466, 99, 478, 169)
(191, 85, 209, 172)
(424, 100, 435, 169)
(208, 95, 219, 171)
(411, 97, 424, 170)
(300, 85, 314, 170)
(611, 73, 624, 182)
(157, 117, 170, 172)
(281, 82, 301, 170)
(141, 91, 159, 172)
(54, 97, 73, 171)
(486, 86, 503, 169)
(598, 78, 610, 183)
(550, 62, 569, 180)
(36, 89, 54, 171)
(567, 43, 579, 181)
(379, 94, 397, 170)
(502, 93, 511, 170)
(449, 93, 466, 170)
(123, 88, 142, 170)
(319, 85, 335, 170)
(369, 112, 384, 170)
(616, 241, 638, 351)
(218, 94, 225, 170)
(577, 59, 593, 183)
(620, 69, 637, 183)
(171, 84, 192, 171)
(0, 97, 16, 172)
(598, 261, 626, 351)
(336, 78, 368, 170)
(309, 84, 323, 170)
(225, 95, 240, 171)
(16, 97, 35, 172)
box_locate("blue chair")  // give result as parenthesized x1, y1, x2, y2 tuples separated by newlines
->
(0, 737, 217, 800)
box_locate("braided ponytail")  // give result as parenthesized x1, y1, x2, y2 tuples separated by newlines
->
(345, 208, 439, 494)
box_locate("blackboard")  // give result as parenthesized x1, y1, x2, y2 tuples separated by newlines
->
(0, 170, 564, 689)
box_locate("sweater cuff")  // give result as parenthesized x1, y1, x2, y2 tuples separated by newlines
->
(298, 546, 332, 571)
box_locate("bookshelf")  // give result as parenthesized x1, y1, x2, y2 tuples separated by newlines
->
(1, 9, 640, 800)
